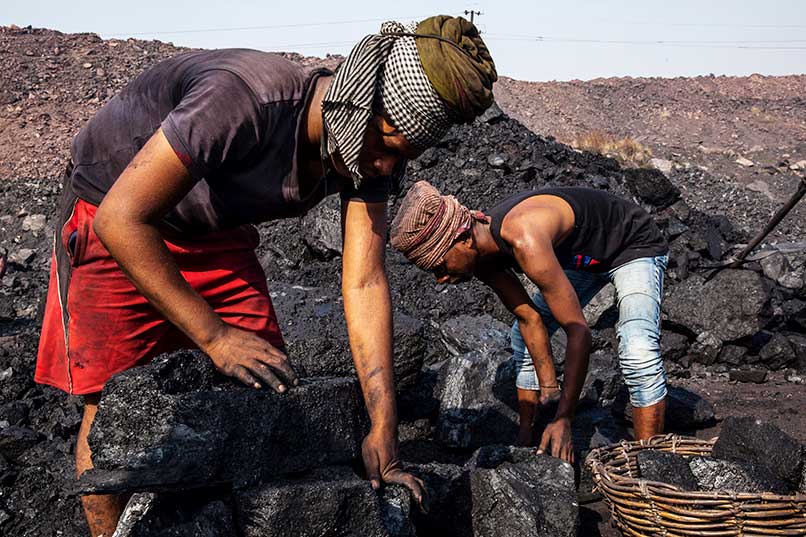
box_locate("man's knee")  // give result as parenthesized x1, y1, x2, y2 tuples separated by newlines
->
(617, 322, 666, 407)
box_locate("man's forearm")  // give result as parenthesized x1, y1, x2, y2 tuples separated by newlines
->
(555, 324, 591, 420)
(94, 217, 225, 349)
(342, 280, 398, 433)
(519, 316, 558, 389)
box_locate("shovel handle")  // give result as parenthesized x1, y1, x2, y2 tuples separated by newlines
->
(728, 175, 806, 267)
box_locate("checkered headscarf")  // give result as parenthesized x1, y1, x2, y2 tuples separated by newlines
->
(322, 21, 453, 188)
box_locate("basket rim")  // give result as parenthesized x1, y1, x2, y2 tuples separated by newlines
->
(585, 433, 806, 503)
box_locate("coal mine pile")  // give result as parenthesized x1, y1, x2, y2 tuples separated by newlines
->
(1, 25, 806, 537)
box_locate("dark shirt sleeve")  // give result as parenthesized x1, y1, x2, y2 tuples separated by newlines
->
(161, 70, 263, 180)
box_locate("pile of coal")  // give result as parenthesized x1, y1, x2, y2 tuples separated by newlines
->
(635, 417, 805, 496)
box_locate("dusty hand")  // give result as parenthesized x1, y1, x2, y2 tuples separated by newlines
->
(203, 324, 297, 392)
(362, 427, 428, 512)
(538, 386, 561, 406)
(537, 417, 574, 463)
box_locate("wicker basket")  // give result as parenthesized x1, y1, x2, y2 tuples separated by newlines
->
(585, 434, 806, 536)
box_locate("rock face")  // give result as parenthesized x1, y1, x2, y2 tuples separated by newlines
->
(235, 467, 413, 537)
(711, 416, 804, 488)
(469, 446, 578, 537)
(636, 450, 699, 491)
(439, 314, 510, 357)
(663, 270, 769, 342)
(433, 350, 519, 449)
(688, 457, 790, 494)
(271, 283, 426, 392)
(81, 350, 368, 493)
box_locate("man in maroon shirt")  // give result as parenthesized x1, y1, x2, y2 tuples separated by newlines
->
(35, 17, 496, 535)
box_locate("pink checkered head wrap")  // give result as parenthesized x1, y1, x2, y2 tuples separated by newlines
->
(390, 181, 472, 270)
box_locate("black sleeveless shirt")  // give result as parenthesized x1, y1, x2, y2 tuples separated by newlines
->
(488, 188, 668, 273)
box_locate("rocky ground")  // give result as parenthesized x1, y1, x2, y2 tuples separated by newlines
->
(1, 25, 805, 537)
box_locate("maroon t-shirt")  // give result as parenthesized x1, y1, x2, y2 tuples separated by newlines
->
(69, 48, 391, 236)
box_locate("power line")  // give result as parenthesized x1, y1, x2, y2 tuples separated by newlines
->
(103, 15, 433, 37)
(483, 34, 806, 50)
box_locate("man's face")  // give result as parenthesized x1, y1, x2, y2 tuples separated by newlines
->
(332, 114, 423, 179)
(433, 237, 477, 285)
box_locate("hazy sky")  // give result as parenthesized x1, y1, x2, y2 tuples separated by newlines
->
(3, 0, 805, 81)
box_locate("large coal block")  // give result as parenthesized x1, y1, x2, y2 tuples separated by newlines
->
(636, 450, 699, 491)
(469, 446, 578, 537)
(433, 349, 519, 449)
(711, 416, 804, 488)
(81, 350, 368, 493)
(272, 283, 426, 392)
(688, 457, 790, 494)
(662, 270, 769, 342)
(234, 466, 413, 537)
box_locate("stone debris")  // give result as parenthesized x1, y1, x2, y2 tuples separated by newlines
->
(636, 450, 699, 491)
(729, 369, 768, 383)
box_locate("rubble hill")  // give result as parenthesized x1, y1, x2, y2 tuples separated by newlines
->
(0, 24, 805, 537)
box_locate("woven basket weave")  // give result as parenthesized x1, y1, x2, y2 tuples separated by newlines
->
(585, 434, 806, 536)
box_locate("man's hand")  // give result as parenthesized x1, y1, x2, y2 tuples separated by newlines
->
(203, 324, 297, 392)
(362, 427, 427, 512)
(537, 417, 574, 463)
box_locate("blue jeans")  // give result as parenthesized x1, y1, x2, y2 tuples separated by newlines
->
(510, 255, 668, 408)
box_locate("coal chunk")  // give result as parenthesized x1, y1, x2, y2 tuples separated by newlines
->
(80, 350, 368, 493)
(621, 167, 681, 209)
(469, 446, 578, 537)
(234, 466, 412, 537)
(662, 270, 769, 342)
(0, 426, 41, 462)
(434, 349, 519, 449)
(636, 450, 699, 491)
(688, 457, 790, 494)
(438, 314, 509, 357)
(711, 416, 804, 488)
(579, 350, 624, 407)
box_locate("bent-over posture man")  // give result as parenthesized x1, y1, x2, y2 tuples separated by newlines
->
(34, 17, 496, 535)
(391, 182, 669, 462)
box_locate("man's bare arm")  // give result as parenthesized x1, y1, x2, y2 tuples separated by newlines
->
(94, 128, 296, 390)
(479, 269, 559, 391)
(340, 197, 425, 507)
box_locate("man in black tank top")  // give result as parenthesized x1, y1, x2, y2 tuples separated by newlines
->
(391, 181, 669, 462)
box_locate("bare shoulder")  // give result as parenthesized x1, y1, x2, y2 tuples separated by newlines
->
(499, 196, 567, 254)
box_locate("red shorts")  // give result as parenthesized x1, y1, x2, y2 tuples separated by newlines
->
(34, 198, 285, 395)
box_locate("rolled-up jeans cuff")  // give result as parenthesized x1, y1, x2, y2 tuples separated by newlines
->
(629, 385, 667, 408)
(516, 378, 541, 391)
